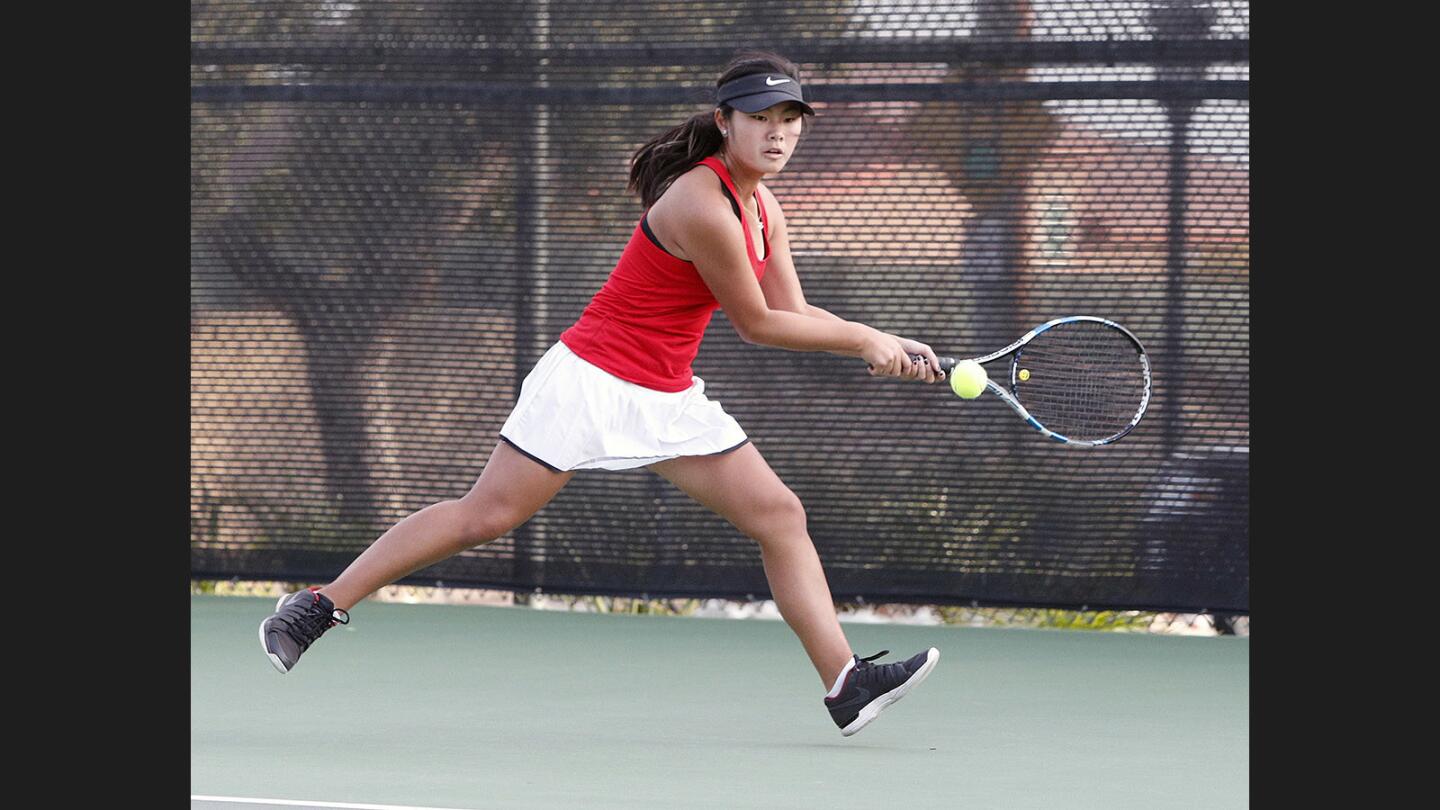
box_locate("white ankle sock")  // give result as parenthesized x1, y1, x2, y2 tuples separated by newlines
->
(825, 656, 858, 699)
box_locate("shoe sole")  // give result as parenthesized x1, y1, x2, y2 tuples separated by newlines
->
(258, 591, 298, 674)
(840, 647, 940, 737)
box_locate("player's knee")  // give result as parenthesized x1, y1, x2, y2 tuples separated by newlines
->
(778, 491, 808, 533)
(750, 489, 808, 544)
(454, 496, 523, 546)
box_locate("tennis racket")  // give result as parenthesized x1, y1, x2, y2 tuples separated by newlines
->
(920, 315, 1152, 446)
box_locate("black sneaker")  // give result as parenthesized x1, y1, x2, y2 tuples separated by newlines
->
(825, 648, 940, 736)
(258, 587, 350, 673)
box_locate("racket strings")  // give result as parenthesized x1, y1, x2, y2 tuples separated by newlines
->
(1013, 321, 1147, 442)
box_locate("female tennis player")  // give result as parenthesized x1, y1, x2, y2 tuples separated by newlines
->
(262, 51, 942, 737)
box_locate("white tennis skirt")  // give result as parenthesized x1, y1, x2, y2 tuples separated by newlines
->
(498, 341, 750, 472)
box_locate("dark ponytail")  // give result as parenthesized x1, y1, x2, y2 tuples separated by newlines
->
(628, 50, 809, 209)
(628, 113, 726, 209)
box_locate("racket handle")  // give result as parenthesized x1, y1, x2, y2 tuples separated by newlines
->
(910, 355, 959, 372)
(869, 355, 959, 373)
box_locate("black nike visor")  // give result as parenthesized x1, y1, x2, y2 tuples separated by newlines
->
(716, 73, 816, 116)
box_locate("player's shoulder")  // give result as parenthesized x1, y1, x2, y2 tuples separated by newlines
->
(667, 162, 725, 198)
(757, 182, 787, 226)
(757, 182, 784, 211)
(657, 164, 733, 223)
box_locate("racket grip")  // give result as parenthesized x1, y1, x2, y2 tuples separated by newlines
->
(913, 355, 959, 372)
(867, 355, 959, 373)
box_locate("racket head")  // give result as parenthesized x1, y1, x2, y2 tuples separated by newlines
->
(1007, 316, 1151, 445)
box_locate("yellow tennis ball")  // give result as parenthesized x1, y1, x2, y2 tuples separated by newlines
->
(949, 360, 988, 399)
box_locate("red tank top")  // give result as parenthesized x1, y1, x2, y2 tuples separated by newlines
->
(559, 156, 769, 392)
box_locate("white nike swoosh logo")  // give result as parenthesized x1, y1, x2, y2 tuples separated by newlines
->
(765, 77, 791, 86)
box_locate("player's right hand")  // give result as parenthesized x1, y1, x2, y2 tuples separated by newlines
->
(863, 330, 914, 379)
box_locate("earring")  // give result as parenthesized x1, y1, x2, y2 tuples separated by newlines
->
(721, 130, 728, 136)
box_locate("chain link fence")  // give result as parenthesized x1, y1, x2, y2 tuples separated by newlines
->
(193, 1, 1248, 619)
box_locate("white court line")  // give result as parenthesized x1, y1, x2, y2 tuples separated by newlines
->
(191, 796, 481, 810)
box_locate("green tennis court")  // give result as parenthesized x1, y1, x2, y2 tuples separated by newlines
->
(193, 595, 1248, 809)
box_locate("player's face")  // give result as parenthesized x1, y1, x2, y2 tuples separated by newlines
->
(722, 102, 805, 176)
